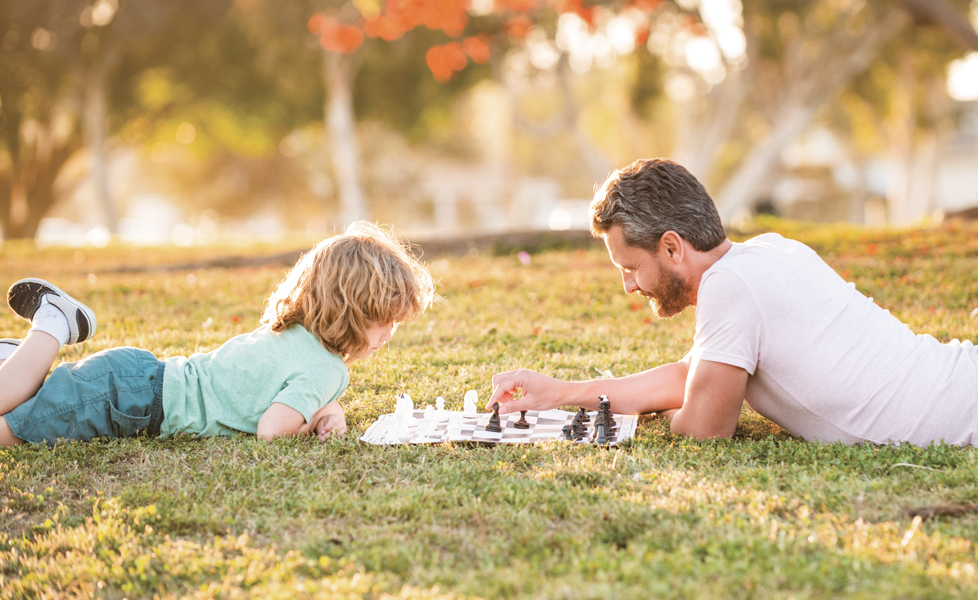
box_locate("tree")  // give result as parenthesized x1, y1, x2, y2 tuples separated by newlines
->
(0, 0, 233, 241)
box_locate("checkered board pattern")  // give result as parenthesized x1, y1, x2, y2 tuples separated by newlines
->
(359, 409, 638, 446)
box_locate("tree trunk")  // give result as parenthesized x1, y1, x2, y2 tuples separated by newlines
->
(715, 11, 908, 223)
(82, 59, 118, 234)
(322, 50, 367, 227)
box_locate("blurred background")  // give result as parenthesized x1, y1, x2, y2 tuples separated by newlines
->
(1, 0, 977, 248)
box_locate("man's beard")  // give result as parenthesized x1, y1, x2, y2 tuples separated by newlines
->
(644, 263, 693, 319)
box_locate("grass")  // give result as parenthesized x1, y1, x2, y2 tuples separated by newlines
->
(2, 217, 978, 599)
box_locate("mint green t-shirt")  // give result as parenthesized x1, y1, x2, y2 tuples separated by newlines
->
(160, 324, 349, 438)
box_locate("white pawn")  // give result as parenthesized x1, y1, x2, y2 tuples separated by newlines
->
(447, 413, 463, 440)
(425, 405, 442, 438)
(463, 390, 478, 418)
(435, 396, 447, 420)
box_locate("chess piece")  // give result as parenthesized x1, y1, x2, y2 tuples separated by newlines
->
(486, 401, 502, 432)
(422, 405, 436, 436)
(447, 414, 463, 439)
(393, 403, 411, 441)
(398, 393, 416, 426)
(561, 425, 574, 440)
(435, 396, 447, 420)
(599, 395, 615, 429)
(514, 410, 530, 429)
(596, 422, 607, 445)
(576, 407, 590, 423)
(463, 390, 479, 417)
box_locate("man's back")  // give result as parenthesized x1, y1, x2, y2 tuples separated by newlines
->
(692, 233, 978, 445)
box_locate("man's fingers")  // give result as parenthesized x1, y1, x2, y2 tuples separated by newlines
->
(487, 370, 526, 409)
(498, 396, 535, 415)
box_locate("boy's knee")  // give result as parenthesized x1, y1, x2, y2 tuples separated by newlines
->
(0, 417, 24, 448)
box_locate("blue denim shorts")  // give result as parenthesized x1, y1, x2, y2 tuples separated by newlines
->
(6, 347, 165, 446)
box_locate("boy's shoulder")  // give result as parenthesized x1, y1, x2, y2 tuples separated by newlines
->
(258, 325, 347, 369)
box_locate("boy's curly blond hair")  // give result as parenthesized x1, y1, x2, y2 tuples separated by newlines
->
(261, 221, 434, 361)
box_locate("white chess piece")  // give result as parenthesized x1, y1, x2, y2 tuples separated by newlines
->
(463, 390, 478, 418)
(423, 405, 436, 432)
(398, 393, 416, 426)
(435, 396, 447, 420)
(447, 413, 463, 440)
(393, 403, 411, 441)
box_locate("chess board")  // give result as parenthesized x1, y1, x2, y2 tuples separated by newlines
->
(359, 409, 638, 446)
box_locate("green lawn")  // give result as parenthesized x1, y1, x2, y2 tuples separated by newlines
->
(2, 219, 978, 599)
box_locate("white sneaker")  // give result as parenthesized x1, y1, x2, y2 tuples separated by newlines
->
(7, 279, 97, 344)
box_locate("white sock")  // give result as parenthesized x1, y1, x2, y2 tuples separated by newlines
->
(0, 341, 19, 360)
(28, 297, 71, 346)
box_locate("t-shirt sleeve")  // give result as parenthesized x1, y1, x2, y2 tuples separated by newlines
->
(690, 269, 762, 375)
(269, 361, 350, 422)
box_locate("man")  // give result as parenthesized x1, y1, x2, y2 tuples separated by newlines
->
(487, 159, 978, 445)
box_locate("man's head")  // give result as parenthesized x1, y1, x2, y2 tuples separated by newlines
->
(590, 158, 726, 254)
(591, 159, 726, 318)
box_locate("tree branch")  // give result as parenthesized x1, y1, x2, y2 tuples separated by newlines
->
(897, 0, 978, 51)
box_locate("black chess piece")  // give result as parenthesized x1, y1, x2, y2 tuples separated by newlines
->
(561, 425, 574, 440)
(576, 407, 590, 423)
(486, 401, 502, 432)
(596, 422, 607, 445)
(599, 395, 616, 429)
(514, 410, 530, 429)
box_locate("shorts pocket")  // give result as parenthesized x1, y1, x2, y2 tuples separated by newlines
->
(109, 403, 151, 437)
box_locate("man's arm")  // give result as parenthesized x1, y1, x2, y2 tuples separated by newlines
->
(487, 360, 689, 415)
(669, 358, 748, 440)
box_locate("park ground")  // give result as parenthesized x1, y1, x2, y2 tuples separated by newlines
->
(2, 218, 978, 599)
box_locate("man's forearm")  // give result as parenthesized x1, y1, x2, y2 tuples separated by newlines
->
(559, 361, 688, 414)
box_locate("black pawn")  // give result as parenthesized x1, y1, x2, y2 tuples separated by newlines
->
(561, 425, 574, 440)
(576, 407, 590, 423)
(486, 401, 502, 432)
(514, 410, 530, 429)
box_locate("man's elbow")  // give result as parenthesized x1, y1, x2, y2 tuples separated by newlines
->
(669, 414, 735, 440)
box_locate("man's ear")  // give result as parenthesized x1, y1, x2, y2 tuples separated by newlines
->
(660, 231, 684, 264)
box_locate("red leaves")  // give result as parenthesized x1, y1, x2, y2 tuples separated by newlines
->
(463, 36, 491, 64)
(309, 14, 364, 54)
(427, 43, 467, 81)
(504, 15, 533, 40)
(364, 16, 406, 41)
(427, 37, 488, 81)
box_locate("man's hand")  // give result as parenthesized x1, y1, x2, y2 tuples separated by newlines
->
(486, 369, 568, 415)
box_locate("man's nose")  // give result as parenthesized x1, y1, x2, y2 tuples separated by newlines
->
(622, 272, 638, 294)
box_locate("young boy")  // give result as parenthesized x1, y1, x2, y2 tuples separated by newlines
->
(0, 222, 434, 447)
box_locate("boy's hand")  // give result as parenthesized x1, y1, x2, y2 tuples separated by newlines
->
(309, 401, 347, 441)
(316, 413, 347, 440)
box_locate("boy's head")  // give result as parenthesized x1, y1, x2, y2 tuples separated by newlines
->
(262, 221, 435, 361)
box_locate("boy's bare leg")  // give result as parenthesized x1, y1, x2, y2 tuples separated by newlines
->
(0, 417, 23, 447)
(0, 331, 60, 415)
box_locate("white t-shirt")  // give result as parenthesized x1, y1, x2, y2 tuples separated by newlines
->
(689, 233, 978, 446)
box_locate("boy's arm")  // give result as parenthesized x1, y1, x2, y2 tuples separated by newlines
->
(256, 402, 307, 441)
(256, 401, 348, 441)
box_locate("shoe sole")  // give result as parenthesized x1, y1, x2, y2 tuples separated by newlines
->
(6, 278, 96, 344)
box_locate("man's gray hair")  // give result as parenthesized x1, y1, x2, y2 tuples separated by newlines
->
(590, 158, 726, 253)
